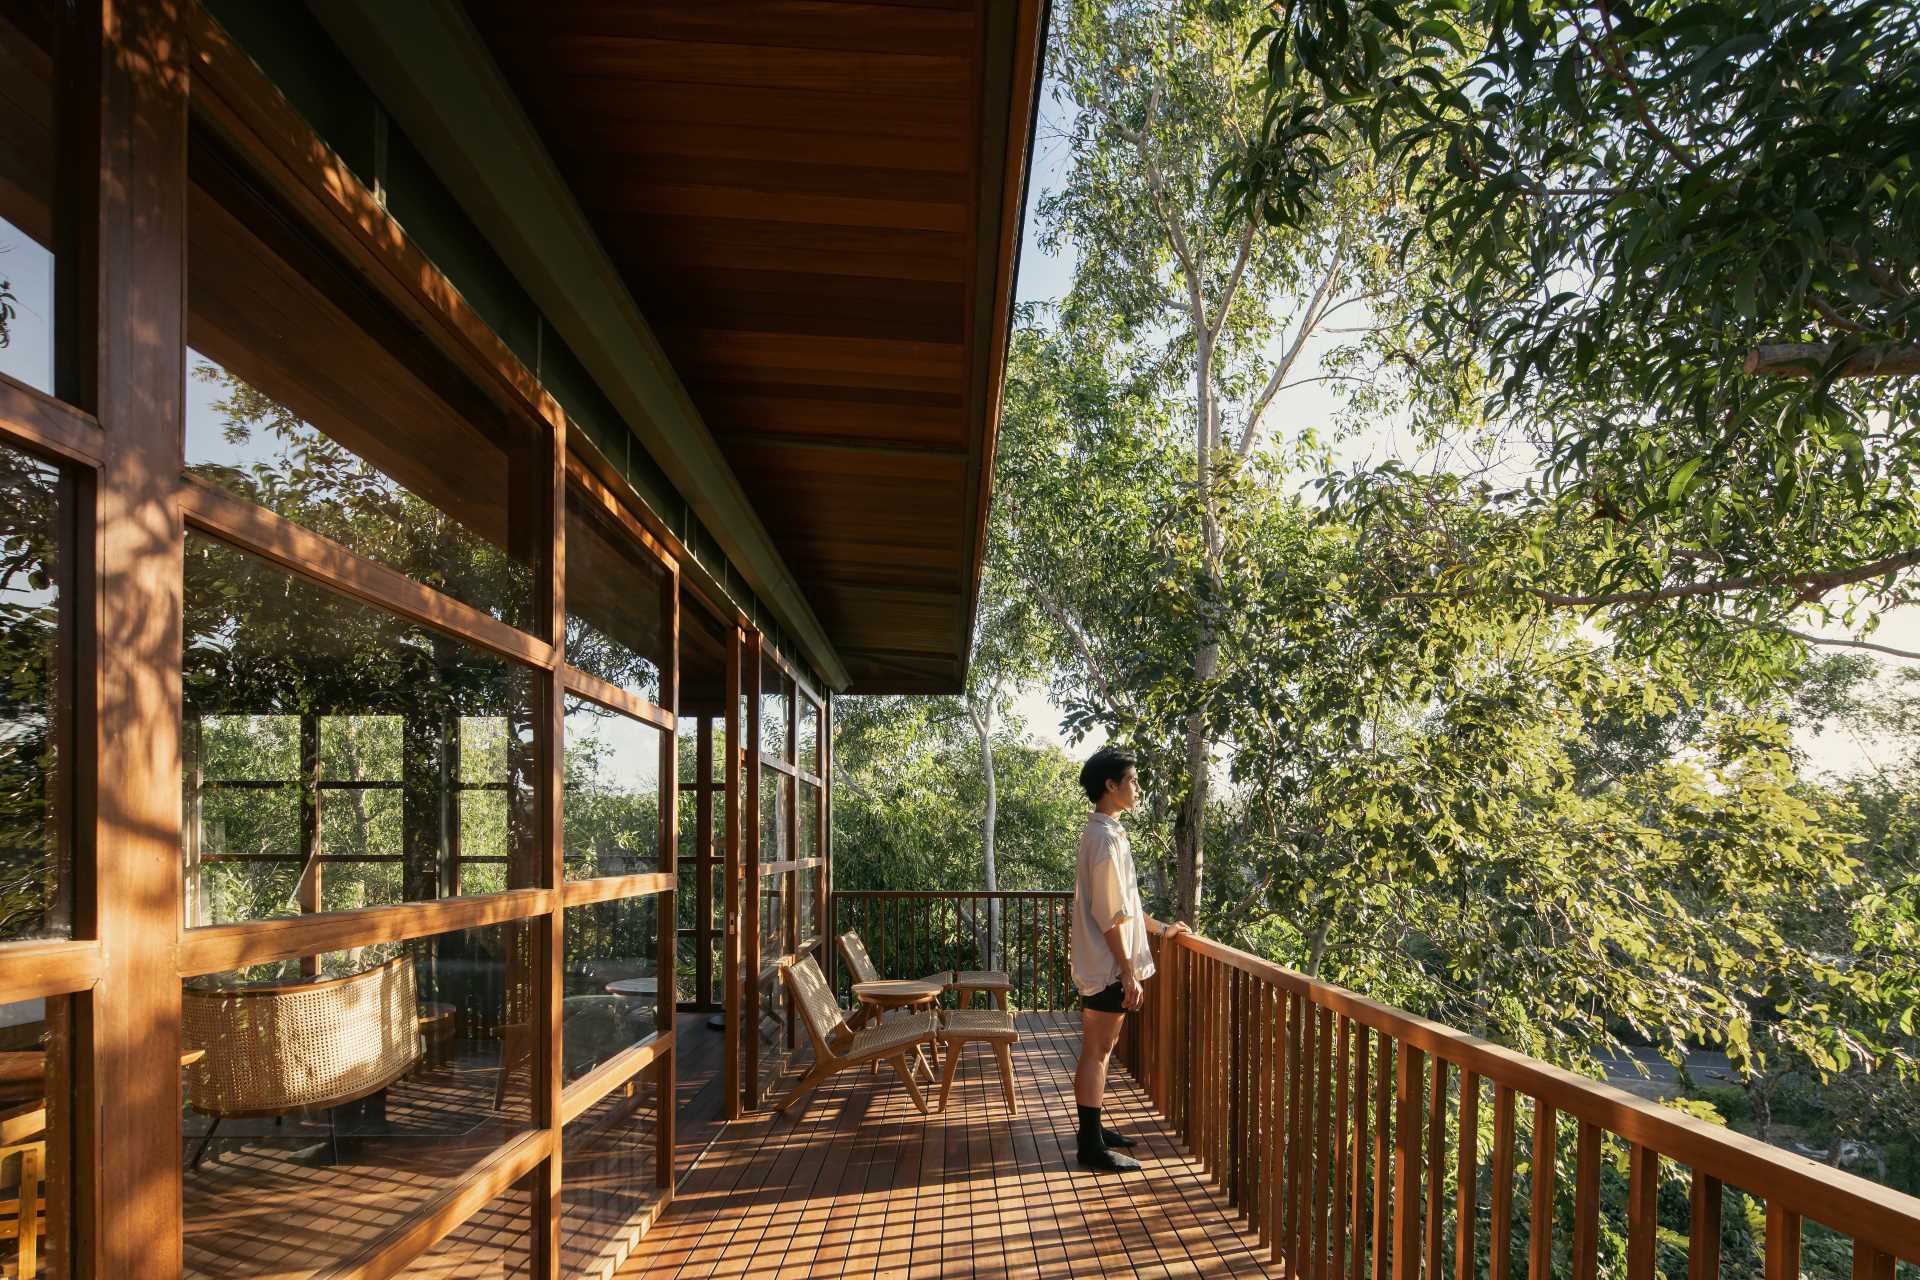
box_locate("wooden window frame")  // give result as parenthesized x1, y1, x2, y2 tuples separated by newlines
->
(0, 1, 843, 1270)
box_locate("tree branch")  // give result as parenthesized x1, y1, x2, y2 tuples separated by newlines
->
(1585, 2, 1703, 175)
(1743, 342, 1920, 379)
(1775, 627, 1920, 662)
(1239, 232, 1347, 459)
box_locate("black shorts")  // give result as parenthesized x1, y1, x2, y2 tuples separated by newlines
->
(1082, 980, 1128, 1014)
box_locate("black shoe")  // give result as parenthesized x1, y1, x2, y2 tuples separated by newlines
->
(1102, 1127, 1135, 1149)
(1077, 1145, 1142, 1172)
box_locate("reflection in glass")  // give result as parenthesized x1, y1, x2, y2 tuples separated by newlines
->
(799, 864, 818, 948)
(0, 442, 68, 941)
(564, 696, 664, 879)
(181, 921, 536, 1277)
(798, 698, 819, 775)
(759, 654, 788, 762)
(799, 781, 819, 862)
(562, 1067, 662, 1276)
(0, 994, 65, 1280)
(0, 4, 61, 396)
(182, 533, 539, 927)
(397, 1178, 532, 1278)
(760, 870, 788, 968)
(756, 966, 790, 1075)
(185, 344, 539, 632)
(563, 895, 661, 1080)
(565, 488, 668, 705)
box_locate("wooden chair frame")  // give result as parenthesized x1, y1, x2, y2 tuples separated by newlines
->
(772, 957, 936, 1117)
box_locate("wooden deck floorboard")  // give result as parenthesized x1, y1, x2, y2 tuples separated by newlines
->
(624, 1011, 1277, 1279)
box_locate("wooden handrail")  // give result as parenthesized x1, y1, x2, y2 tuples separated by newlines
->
(1128, 922, 1920, 1271)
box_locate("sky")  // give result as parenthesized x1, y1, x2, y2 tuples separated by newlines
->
(998, 80, 1912, 783)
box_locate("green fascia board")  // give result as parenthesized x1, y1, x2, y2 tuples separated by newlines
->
(309, 0, 851, 692)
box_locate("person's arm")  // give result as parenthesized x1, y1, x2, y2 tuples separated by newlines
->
(1101, 919, 1143, 1011)
(1087, 851, 1143, 1010)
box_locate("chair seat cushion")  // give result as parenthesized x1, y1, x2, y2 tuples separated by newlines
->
(847, 1010, 939, 1063)
(950, 970, 1012, 990)
(939, 1009, 1018, 1041)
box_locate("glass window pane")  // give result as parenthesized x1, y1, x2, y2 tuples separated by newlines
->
(565, 489, 667, 704)
(0, 993, 67, 1279)
(562, 1064, 662, 1276)
(759, 869, 787, 967)
(799, 865, 817, 948)
(564, 697, 664, 879)
(182, 533, 540, 927)
(182, 920, 537, 1276)
(185, 149, 543, 632)
(0, 3, 64, 396)
(758, 654, 787, 762)
(798, 698, 819, 775)
(755, 966, 789, 1077)
(0, 443, 69, 942)
(799, 781, 819, 862)
(563, 895, 662, 1081)
(397, 1178, 532, 1278)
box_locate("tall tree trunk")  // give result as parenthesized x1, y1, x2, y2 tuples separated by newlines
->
(1176, 340, 1221, 925)
(970, 700, 1002, 969)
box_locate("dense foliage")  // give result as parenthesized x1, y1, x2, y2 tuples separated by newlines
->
(834, 3, 1920, 1256)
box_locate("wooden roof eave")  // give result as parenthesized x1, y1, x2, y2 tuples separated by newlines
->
(308, 0, 852, 693)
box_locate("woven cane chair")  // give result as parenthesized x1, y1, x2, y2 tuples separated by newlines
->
(772, 956, 937, 1116)
(182, 957, 424, 1166)
(935, 1008, 1020, 1115)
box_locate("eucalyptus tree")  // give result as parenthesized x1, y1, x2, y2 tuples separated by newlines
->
(1227, 0, 1920, 675)
(1036, 0, 1469, 920)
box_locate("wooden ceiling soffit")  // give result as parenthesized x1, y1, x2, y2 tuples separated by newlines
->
(307, 0, 850, 692)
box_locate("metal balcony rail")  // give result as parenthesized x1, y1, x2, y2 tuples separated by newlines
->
(828, 890, 1077, 1011)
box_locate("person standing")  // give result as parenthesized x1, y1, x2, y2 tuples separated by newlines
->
(1070, 746, 1189, 1171)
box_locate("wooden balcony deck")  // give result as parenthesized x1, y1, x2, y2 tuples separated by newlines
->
(623, 1011, 1277, 1279)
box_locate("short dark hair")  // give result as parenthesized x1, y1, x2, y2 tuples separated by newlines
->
(1079, 746, 1137, 805)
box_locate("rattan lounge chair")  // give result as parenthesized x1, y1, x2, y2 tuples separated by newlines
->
(773, 956, 937, 1116)
(182, 956, 424, 1166)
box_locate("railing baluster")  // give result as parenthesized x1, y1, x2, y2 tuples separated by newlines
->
(1689, 1173, 1722, 1280)
(1244, 971, 1259, 1228)
(1529, 1101, 1557, 1280)
(1372, 1033, 1392, 1280)
(1267, 982, 1283, 1253)
(1426, 1056, 1446, 1280)
(1572, 1120, 1600, 1280)
(1764, 1203, 1800, 1280)
(1259, 975, 1273, 1232)
(1852, 1245, 1894, 1280)
(1627, 1144, 1659, 1280)
(1333, 1015, 1352, 1280)
(1292, 992, 1312, 1270)
(1393, 1042, 1423, 1280)
(1490, 1084, 1516, 1280)
(1455, 1072, 1480, 1280)
(1230, 968, 1245, 1207)
(1317, 1005, 1336, 1278)
(1352, 1024, 1370, 1280)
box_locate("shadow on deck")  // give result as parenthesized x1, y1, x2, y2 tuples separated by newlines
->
(624, 1011, 1276, 1278)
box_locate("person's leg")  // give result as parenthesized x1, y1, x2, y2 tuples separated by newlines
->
(1074, 1007, 1125, 1107)
(1074, 1001, 1139, 1171)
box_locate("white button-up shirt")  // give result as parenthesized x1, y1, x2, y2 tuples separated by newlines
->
(1071, 811, 1156, 997)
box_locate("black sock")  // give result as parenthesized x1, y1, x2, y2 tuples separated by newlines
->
(1101, 1126, 1135, 1149)
(1077, 1105, 1103, 1152)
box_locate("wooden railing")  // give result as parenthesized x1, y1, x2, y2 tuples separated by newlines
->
(828, 890, 1076, 1011)
(1123, 927, 1920, 1280)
